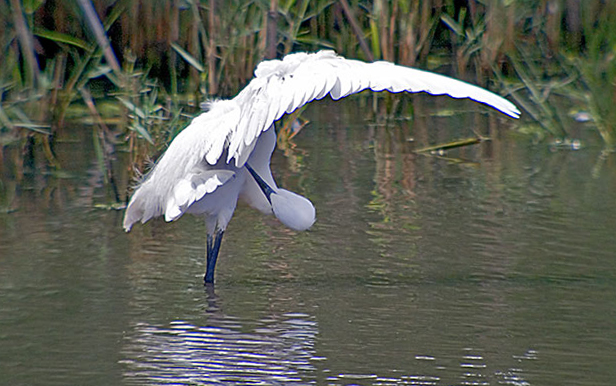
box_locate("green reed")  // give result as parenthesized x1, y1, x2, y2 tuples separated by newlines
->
(1, 0, 616, 169)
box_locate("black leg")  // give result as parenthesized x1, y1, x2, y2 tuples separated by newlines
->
(205, 229, 224, 284)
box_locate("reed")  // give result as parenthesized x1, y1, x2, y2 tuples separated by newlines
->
(1, 0, 616, 167)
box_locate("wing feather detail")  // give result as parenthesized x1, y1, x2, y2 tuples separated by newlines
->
(165, 170, 235, 222)
(219, 50, 519, 167)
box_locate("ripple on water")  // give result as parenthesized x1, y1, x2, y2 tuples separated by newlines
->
(120, 313, 319, 385)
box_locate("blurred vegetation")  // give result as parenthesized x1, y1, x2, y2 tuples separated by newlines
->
(1, 0, 615, 179)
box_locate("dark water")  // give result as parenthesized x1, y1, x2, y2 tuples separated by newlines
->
(1, 97, 615, 385)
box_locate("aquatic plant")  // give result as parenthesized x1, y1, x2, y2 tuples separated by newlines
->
(1, 0, 616, 171)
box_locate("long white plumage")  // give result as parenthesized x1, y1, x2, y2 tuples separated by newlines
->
(123, 50, 520, 284)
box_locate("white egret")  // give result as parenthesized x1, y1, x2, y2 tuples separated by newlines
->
(123, 50, 520, 284)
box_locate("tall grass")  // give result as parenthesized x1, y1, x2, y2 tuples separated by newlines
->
(1, 0, 615, 170)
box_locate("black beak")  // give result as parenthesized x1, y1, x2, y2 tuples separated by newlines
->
(245, 163, 275, 204)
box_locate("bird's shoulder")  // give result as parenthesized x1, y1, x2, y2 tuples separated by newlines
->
(253, 50, 340, 79)
(225, 51, 364, 166)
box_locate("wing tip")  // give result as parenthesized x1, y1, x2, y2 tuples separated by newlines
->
(500, 101, 522, 119)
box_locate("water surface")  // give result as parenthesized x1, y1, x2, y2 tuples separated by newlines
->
(1, 97, 615, 385)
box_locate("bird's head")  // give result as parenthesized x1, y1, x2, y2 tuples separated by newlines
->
(271, 189, 316, 231)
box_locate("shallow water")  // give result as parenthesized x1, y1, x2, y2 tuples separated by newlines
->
(1, 97, 615, 385)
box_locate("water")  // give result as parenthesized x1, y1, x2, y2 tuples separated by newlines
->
(1, 97, 615, 385)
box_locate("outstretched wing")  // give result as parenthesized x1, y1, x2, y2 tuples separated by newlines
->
(124, 50, 521, 231)
(223, 50, 520, 166)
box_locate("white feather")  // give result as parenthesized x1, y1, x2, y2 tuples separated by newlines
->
(124, 50, 520, 235)
(164, 171, 235, 222)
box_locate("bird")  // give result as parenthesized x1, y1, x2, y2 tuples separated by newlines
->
(123, 50, 520, 284)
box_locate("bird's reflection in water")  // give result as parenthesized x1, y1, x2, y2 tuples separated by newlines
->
(121, 287, 320, 385)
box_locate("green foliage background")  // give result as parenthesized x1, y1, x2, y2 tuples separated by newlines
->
(1, 0, 615, 163)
